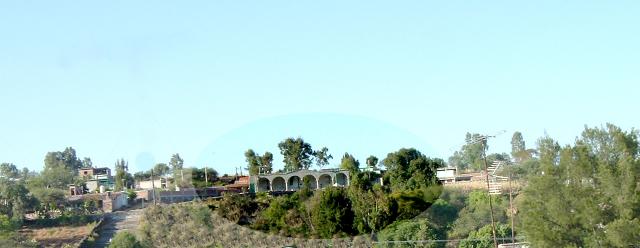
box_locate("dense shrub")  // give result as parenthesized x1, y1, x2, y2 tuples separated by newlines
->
(458, 224, 512, 248)
(217, 193, 259, 224)
(308, 187, 355, 238)
(376, 218, 439, 248)
(109, 231, 143, 248)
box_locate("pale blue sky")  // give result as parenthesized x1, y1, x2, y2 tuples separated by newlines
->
(1, 1, 638, 174)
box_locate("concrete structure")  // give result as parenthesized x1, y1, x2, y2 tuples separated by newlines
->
(136, 178, 168, 190)
(79, 167, 111, 180)
(437, 168, 457, 183)
(86, 179, 115, 193)
(136, 188, 226, 203)
(79, 167, 114, 193)
(437, 167, 472, 183)
(102, 192, 128, 213)
(66, 191, 129, 213)
(252, 169, 350, 193)
(68, 184, 83, 196)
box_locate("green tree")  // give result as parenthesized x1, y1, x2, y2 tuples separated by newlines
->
(245, 150, 274, 175)
(190, 167, 219, 188)
(19, 168, 34, 182)
(38, 147, 83, 189)
(519, 124, 640, 247)
(108, 231, 143, 248)
(252, 193, 308, 236)
(424, 198, 458, 231)
(449, 190, 508, 239)
(37, 163, 77, 189)
(448, 133, 486, 171)
(485, 153, 510, 165)
(81, 157, 93, 168)
(0, 166, 36, 223)
(313, 147, 333, 169)
(133, 171, 152, 181)
(309, 187, 355, 238)
(218, 193, 258, 224)
(153, 163, 170, 177)
(377, 218, 439, 248)
(0, 163, 19, 179)
(261, 152, 274, 174)
(169, 153, 185, 188)
(536, 135, 560, 171)
(340, 153, 360, 172)
(382, 148, 442, 192)
(278, 137, 314, 171)
(459, 223, 512, 248)
(114, 158, 129, 191)
(0, 213, 38, 247)
(29, 187, 64, 214)
(245, 149, 261, 175)
(511, 131, 525, 160)
(366, 155, 378, 169)
(349, 185, 393, 234)
(44, 147, 83, 172)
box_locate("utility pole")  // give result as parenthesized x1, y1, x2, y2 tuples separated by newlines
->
(151, 168, 157, 205)
(481, 141, 499, 248)
(508, 162, 516, 243)
(465, 131, 503, 248)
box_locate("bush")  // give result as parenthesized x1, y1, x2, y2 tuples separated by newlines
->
(309, 187, 355, 238)
(109, 231, 143, 248)
(376, 218, 439, 248)
(217, 193, 258, 224)
(126, 189, 138, 201)
(458, 223, 512, 248)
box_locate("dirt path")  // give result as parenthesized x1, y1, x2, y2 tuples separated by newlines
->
(92, 209, 144, 248)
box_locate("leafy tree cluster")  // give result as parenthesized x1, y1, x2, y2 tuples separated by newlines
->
(114, 158, 133, 191)
(376, 218, 439, 248)
(233, 147, 443, 239)
(519, 124, 640, 247)
(448, 133, 486, 171)
(458, 223, 512, 248)
(169, 153, 187, 188)
(245, 150, 274, 175)
(274, 137, 333, 172)
(448, 191, 509, 240)
(108, 231, 144, 248)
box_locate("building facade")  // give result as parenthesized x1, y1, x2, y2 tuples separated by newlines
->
(252, 169, 351, 193)
(79, 167, 114, 192)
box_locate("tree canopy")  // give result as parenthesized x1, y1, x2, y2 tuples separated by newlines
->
(519, 124, 640, 247)
(278, 137, 314, 171)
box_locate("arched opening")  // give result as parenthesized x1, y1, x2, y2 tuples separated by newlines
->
(257, 178, 270, 192)
(288, 176, 301, 191)
(272, 177, 286, 191)
(335, 173, 348, 186)
(303, 175, 317, 190)
(318, 174, 332, 189)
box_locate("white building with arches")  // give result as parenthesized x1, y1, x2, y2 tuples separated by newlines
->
(251, 169, 351, 192)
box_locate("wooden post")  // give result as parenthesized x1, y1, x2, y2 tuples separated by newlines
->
(205, 166, 208, 187)
(482, 140, 498, 248)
